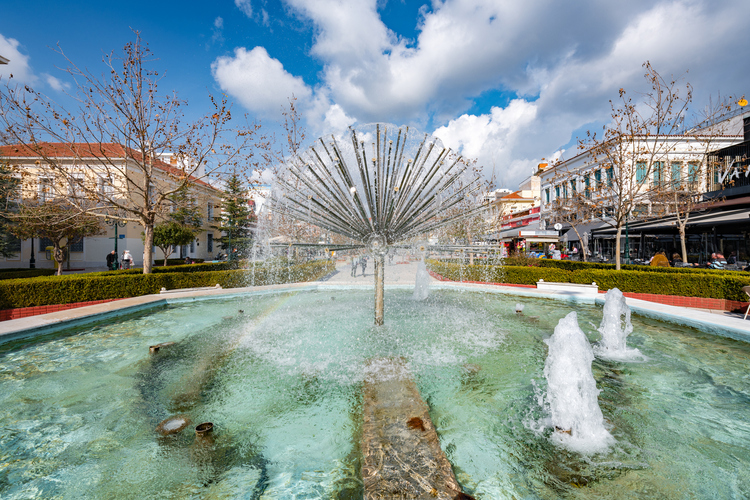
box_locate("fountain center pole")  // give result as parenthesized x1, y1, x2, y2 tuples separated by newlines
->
(374, 253, 385, 326)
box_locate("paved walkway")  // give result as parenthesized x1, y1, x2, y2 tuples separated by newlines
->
(323, 258, 429, 286)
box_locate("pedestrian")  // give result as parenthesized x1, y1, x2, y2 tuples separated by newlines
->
(106, 250, 117, 271)
(360, 255, 367, 276)
(351, 255, 357, 277)
(121, 250, 133, 270)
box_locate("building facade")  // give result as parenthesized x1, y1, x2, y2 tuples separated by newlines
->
(0, 143, 224, 269)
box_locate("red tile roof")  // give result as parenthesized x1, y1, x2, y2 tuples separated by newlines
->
(0, 142, 217, 190)
(499, 191, 533, 200)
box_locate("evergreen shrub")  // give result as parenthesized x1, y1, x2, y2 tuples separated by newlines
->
(426, 259, 750, 302)
(0, 269, 57, 280)
(0, 260, 335, 309)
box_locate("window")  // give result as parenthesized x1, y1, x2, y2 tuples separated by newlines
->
(69, 238, 84, 252)
(570, 179, 576, 194)
(562, 184, 568, 199)
(636, 161, 647, 183)
(688, 162, 700, 186)
(594, 169, 602, 189)
(606, 166, 614, 188)
(653, 161, 664, 188)
(671, 162, 682, 189)
(207, 202, 214, 221)
(68, 173, 85, 197)
(190, 239, 195, 253)
(38, 177, 53, 201)
(5, 234, 21, 255)
(555, 185, 560, 199)
(39, 237, 54, 251)
(207, 233, 214, 253)
(584, 174, 591, 199)
(99, 176, 113, 197)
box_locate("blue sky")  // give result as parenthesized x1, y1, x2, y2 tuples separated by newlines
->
(2, 0, 749, 188)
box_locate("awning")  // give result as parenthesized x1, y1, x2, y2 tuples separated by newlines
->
(559, 221, 611, 241)
(592, 208, 750, 236)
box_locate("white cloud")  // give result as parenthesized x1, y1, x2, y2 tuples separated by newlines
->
(211, 45, 356, 136)
(211, 16, 225, 45)
(235, 0, 253, 18)
(217, 0, 750, 188)
(43, 74, 70, 92)
(0, 34, 36, 84)
(321, 103, 356, 134)
(434, 99, 539, 184)
(212, 46, 312, 117)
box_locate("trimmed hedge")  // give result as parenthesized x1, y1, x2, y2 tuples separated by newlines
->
(427, 259, 750, 302)
(445, 255, 747, 276)
(0, 269, 57, 280)
(0, 260, 335, 310)
(153, 258, 206, 266)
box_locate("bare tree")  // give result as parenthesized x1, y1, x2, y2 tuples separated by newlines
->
(649, 96, 739, 263)
(548, 189, 598, 262)
(9, 200, 103, 275)
(0, 31, 259, 273)
(582, 62, 693, 269)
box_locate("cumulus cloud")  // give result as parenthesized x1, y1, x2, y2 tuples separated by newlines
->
(216, 0, 750, 188)
(0, 34, 36, 84)
(429, 0, 749, 187)
(212, 46, 312, 117)
(211, 45, 356, 137)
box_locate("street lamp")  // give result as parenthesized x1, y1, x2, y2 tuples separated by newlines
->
(104, 216, 127, 269)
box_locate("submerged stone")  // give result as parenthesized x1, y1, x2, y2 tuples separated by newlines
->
(361, 358, 472, 500)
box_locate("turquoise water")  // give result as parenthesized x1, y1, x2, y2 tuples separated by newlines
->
(0, 289, 748, 499)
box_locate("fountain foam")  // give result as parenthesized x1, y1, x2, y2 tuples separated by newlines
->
(594, 288, 645, 361)
(542, 312, 615, 454)
(413, 259, 431, 301)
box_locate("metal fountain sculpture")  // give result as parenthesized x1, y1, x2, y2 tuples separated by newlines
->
(267, 123, 487, 325)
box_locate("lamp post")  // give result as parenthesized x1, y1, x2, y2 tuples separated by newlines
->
(625, 218, 630, 265)
(105, 216, 127, 269)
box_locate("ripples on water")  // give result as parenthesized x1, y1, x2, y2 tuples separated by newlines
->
(0, 289, 748, 499)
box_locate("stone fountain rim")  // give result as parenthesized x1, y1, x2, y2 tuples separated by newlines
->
(1, 281, 748, 344)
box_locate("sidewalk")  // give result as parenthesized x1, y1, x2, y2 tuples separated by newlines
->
(322, 259, 429, 285)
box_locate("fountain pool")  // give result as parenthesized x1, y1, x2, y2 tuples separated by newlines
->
(0, 287, 749, 499)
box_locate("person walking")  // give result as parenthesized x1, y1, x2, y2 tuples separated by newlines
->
(360, 255, 367, 276)
(121, 250, 133, 270)
(351, 255, 358, 277)
(106, 250, 117, 271)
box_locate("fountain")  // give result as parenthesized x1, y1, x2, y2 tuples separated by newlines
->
(539, 312, 615, 454)
(1, 287, 750, 497)
(594, 288, 645, 361)
(413, 245, 431, 301)
(266, 123, 487, 325)
(2, 125, 750, 498)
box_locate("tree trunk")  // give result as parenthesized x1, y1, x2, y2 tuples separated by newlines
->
(615, 225, 623, 270)
(163, 244, 172, 267)
(143, 223, 154, 274)
(570, 226, 587, 262)
(679, 225, 688, 264)
(53, 245, 65, 276)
